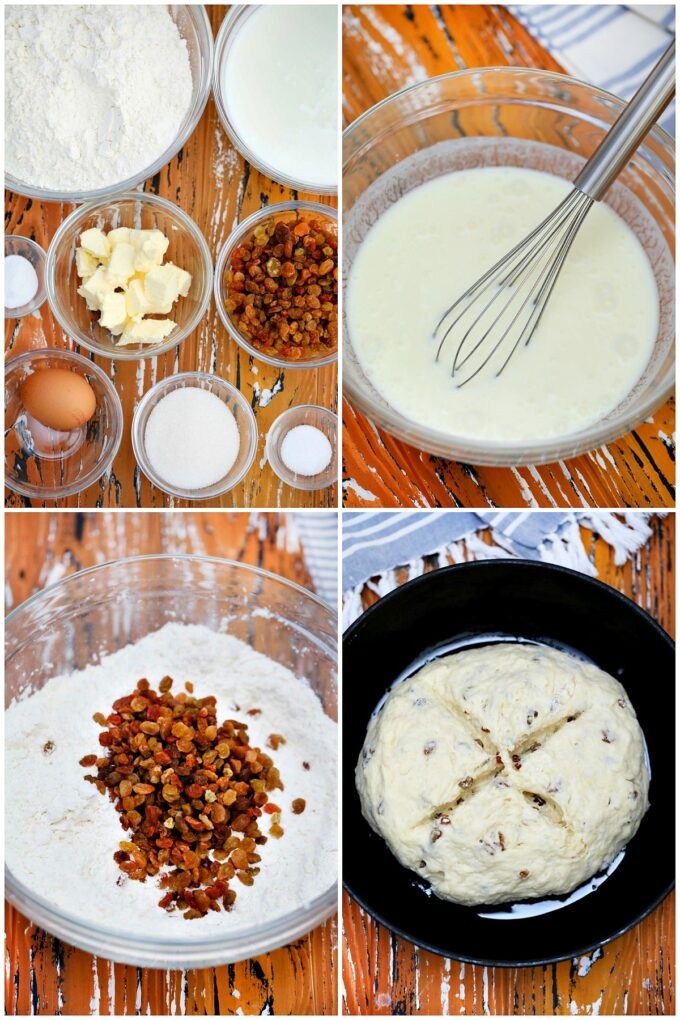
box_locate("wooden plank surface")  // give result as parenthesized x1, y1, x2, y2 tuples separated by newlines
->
(342, 513, 675, 1016)
(5, 511, 337, 1017)
(5, 5, 338, 509)
(341, 4, 675, 509)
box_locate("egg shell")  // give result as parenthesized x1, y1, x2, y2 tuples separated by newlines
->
(20, 368, 97, 432)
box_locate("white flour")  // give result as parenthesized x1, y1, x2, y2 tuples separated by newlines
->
(6, 623, 337, 938)
(5, 5, 193, 192)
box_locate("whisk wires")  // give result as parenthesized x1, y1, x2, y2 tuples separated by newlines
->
(434, 189, 594, 387)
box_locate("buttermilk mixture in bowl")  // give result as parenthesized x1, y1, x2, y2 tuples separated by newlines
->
(346, 151, 666, 444)
(6, 623, 337, 937)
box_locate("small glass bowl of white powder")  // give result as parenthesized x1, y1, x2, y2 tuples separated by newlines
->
(266, 405, 337, 491)
(5, 237, 47, 318)
(132, 372, 258, 500)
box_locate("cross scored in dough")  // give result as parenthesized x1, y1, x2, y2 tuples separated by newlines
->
(357, 644, 649, 906)
(424, 701, 582, 839)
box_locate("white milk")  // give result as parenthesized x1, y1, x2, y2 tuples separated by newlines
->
(347, 167, 659, 443)
(222, 5, 338, 190)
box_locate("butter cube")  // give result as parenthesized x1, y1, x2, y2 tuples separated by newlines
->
(118, 318, 176, 346)
(173, 264, 192, 298)
(143, 265, 192, 313)
(125, 277, 152, 318)
(143, 264, 186, 314)
(79, 228, 110, 261)
(77, 266, 115, 312)
(75, 248, 99, 280)
(107, 227, 132, 248)
(99, 293, 128, 335)
(107, 242, 137, 286)
(130, 229, 170, 272)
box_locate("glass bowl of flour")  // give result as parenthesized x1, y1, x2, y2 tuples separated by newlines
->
(5, 555, 337, 968)
(343, 68, 675, 466)
(5, 5, 213, 202)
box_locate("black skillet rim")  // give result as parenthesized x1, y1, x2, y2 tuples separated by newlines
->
(343, 558, 675, 967)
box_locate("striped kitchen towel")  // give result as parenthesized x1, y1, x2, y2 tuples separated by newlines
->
(342, 511, 656, 594)
(294, 511, 338, 607)
(508, 4, 675, 136)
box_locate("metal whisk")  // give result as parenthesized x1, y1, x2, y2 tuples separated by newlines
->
(435, 41, 675, 387)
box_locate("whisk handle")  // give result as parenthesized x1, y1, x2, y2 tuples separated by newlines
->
(574, 39, 675, 201)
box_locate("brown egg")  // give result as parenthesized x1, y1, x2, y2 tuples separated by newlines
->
(20, 368, 97, 432)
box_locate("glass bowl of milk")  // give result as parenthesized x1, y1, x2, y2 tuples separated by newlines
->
(343, 68, 675, 467)
(213, 5, 338, 195)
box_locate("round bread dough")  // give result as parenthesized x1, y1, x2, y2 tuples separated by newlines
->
(356, 643, 649, 906)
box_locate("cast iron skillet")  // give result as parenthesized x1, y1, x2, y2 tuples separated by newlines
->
(343, 560, 674, 966)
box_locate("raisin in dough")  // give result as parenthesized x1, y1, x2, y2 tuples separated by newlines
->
(356, 643, 649, 906)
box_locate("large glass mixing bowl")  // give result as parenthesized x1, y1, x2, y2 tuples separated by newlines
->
(5, 555, 337, 968)
(343, 68, 675, 466)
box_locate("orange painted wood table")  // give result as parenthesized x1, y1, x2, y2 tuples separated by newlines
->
(342, 5, 675, 509)
(5, 5, 337, 510)
(342, 514, 674, 1015)
(5, 511, 337, 1016)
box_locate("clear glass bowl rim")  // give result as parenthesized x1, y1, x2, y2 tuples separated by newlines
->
(214, 199, 339, 369)
(212, 4, 338, 196)
(130, 370, 259, 499)
(4, 347, 124, 499)
(5, 552, 338, 968)
(267, 404, 339, 490)
(45, 191, 214, 362)
(4, 4, 214, 203)
(343, 66, 676, 466)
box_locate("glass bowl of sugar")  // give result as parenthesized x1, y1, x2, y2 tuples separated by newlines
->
(266, 405, 338, 491)
(131, 372, 258, 501)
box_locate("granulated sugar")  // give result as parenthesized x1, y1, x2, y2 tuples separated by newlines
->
(6, 623, 337, 938)
(144, 388, 241, 492)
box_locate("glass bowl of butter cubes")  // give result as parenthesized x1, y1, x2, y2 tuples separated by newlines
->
(46, 192, 213, 360)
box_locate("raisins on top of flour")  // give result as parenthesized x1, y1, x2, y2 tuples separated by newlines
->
(81, 675, 286, 919)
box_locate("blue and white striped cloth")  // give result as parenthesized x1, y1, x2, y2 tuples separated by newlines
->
(508, 4, 675, 136)
(295, 511, 338, 606)
(343, 511, 655, 592)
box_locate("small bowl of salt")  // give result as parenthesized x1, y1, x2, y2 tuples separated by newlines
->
(132, 372, 258, 501)
(266, 405, 338, 491)
(5, 236, 47, 318)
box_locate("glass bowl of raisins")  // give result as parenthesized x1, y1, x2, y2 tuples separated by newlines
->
(215, 201, 338, 369)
